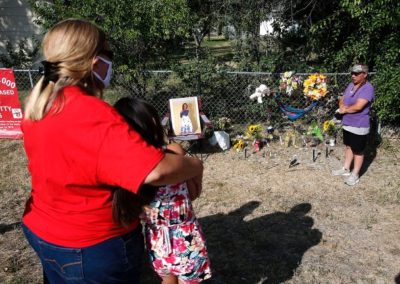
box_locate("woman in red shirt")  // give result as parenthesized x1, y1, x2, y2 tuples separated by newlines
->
(21, 18, 203, 284)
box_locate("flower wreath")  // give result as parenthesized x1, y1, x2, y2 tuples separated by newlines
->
(303, 73, 328, 101)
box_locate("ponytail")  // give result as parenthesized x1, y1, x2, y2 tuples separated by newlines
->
(24, 61, 64, 120)
(24, 19, 108, 121)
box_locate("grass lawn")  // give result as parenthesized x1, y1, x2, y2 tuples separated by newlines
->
(170, 35, 234, 64)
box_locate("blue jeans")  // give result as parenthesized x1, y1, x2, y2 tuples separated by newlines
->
(22, 223, 144, 284)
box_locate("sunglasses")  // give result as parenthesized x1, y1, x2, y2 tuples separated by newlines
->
(99, 49, 114, 60)
(351, 72, 363, 76)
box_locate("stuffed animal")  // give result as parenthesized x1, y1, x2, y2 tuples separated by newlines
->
(250, 84, 270, 104)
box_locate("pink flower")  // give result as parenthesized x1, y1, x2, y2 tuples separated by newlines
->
(151, 232, 159, 241)
(173, 237, 187, 253)
(165, 254, 176, 264)
(174, 197, 184, 206)
(162, 209, 171, 219)
(170, 210, 180, 219)
(153, 258, 163, 269)
(181, 224, 194, 234)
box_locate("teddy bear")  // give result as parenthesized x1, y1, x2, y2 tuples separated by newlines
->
(249, 84, 270, 103)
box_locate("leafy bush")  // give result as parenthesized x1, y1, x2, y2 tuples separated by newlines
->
(371, 65, 400, 125)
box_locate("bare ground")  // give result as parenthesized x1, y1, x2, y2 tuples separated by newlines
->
(1, 137, 399, 284)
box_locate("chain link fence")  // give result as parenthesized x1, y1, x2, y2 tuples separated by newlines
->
(112, 71, 354, 127)
(13, 69, 385, 133)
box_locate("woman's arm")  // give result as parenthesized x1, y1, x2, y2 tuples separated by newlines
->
(145, 143, 203, 200)
(339, 98, 369, 114)
(144, 152, 203, 186)
(165, 143, 186, 155)
(338, 96, 345, 108)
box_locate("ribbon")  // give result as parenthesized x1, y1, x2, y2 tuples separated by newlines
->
(41, 60, 61, 86)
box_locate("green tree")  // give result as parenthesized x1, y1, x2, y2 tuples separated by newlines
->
(222, 0, 273, 70)
(309, 0, 400, 124)
(187, 0, 224, 58)
(0, 38, 39, 68)
(29, 0, 192, 95)
(29, 0, 191, 70)
(310, 0, 400, 70)
(265, 0, 341, 71)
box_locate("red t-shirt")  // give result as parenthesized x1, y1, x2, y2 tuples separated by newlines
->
(21, 86, 164, 247)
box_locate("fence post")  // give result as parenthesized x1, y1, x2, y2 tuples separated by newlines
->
(28, 70, 33, 88)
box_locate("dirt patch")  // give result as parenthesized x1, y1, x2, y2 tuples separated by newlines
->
(1, 138, 399, 283)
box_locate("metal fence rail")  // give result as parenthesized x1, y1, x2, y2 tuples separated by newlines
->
(13, 70, 373, 129)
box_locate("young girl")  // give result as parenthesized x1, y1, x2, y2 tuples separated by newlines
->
(180, 103, 194, 135)
(113, 97, 212, 284)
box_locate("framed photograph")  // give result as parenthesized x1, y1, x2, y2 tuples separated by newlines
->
(169, 97, 201, 136)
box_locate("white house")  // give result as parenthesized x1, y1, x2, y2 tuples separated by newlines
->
(259, 20, 274, 36)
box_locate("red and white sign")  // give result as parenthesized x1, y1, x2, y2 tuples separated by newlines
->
(0, 69, 23, 139)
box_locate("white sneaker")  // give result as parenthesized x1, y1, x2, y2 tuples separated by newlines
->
(345, 173, 360, 186)
(332, 167, 351, 176)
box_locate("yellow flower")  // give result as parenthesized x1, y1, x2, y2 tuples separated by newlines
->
(284, 71, 292, 78)
(233, 139, 245, 151)
(303, 73, 328, 100)
(303, 79, 312, 88)
(323, 120, 330, 132)
(323, 120, 336, 136)
(246, 124, 263, 139)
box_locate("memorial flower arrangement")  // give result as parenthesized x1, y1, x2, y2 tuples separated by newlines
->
(246, 124, 263, 140)
(279, 71, 302, 96)
(307, 121, 324, 141)
(214, 117, 232, 131)
(232, 124, 264, 152)
(303, 73, 328, 100)
(323, 120, 337, 137)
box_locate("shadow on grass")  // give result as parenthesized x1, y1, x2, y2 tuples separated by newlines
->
(200, 201, 322, 284)
(140, 202, 322, 283)
(360, 118, 381, 177)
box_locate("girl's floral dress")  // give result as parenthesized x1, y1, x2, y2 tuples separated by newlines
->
(141, 182, 211, 283)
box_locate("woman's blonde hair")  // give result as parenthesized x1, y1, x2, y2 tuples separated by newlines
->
(25, 18, 107, 120)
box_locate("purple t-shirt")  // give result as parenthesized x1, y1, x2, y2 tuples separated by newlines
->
(342, 81, 375, 128)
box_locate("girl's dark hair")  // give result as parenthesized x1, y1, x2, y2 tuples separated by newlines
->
(112, 97, 166, 227)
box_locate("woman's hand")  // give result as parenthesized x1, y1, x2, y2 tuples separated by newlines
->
(186, 171, 203, 201)
(165, 143, 203, 200)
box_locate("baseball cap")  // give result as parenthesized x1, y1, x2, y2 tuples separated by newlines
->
(351, 64, 368, 73)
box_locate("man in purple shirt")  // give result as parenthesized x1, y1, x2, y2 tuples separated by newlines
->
(332, 64, 375, 186)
